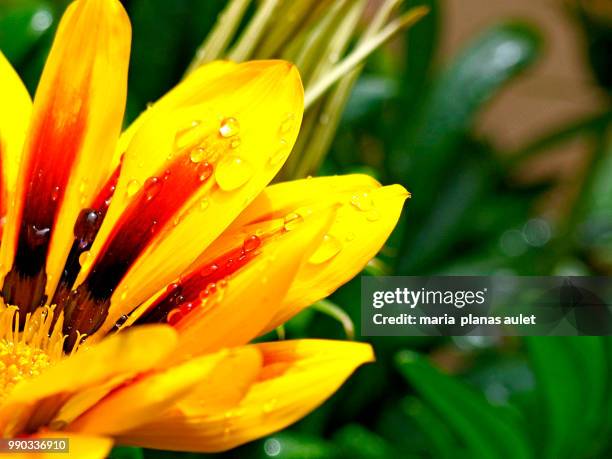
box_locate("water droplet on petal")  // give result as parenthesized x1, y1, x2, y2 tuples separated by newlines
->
(78, 251, 91, 268)
(126, 179, 140, 197)
(144, 176, 162, 201)
(175, 120, 203, 150)
(345, 232, 356, 242)
(190, 147, 206, 163)
(215, 155, 253, 191)
(113, 314, 129, 330)
(199, 198, 210, 211)
(350, 192, 374, 212)
(243, 234, 261, 252)
(263, 398, 278, 413)
(167, 308, 183, 326)
(279, 113, 295, 135)
(268, 139, 289, 167)
(230, 137, 241, 149)
(366, 209, 380, 222)
(283, 212, 303, 231)
(51, 186, 60, 202)
(309, 234, 342, 264)
(219, 117, 239, 138)
(197, 162, 214, 182)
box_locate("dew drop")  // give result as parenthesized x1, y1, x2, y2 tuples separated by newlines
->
(268, 139, 289, 167)
(215, 155, 253, 191)
(126, 179, 140, 197)
(114, 314, 128, 330)
(345, 232, 356, 242)
(78, 251, 91, 268)
(230, 137, 241, 149)
(167, 309, 183, 326)
(144, 176, 162, 201)
(200, 262, 218, 278)
(27, 225, 50, 247)
(190, 147, 206, 163)
(199, 198, 210, 211)
(243, 234, 261, 253)
(278, 113, 295, 135)
(51, 186, 60, 202)
(219, 117, 239, 138)
(350, 192, 374, 212)
(283, 212, 303, 231)
(74, 209, 100, 247)
(366, 209, 380, 222)
(309, 234, 342, 264)
(262, 398, 278, 414)
(174, 120, 203, 150)
(197, 162, 214, 182)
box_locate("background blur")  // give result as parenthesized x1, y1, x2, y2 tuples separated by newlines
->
(1, 0, 611, 458)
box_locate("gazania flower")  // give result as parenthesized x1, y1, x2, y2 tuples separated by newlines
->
(0, 0, 407, 456)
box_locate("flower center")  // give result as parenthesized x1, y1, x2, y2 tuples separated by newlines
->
(0, 303, 73, 403)
(0, 339, 51, 401)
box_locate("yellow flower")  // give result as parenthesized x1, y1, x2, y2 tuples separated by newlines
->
(0, 0, 407, 456)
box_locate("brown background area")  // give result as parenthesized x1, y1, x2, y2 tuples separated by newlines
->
(437, 0, 609, 215)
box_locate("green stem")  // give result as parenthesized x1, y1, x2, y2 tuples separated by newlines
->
(311, 299, 355, 340)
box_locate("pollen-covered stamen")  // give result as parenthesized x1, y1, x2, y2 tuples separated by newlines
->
(0, 302, 78, 403)
(137, 233, 264, 326)
(61, 145, 218, 348)
(51, 162, 122, 308)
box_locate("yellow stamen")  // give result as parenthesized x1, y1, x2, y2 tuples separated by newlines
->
(0, 303, 75, 402)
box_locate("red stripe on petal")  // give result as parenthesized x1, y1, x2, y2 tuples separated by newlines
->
(3, 96, 89, 312)
(61, 152, 215, 346)
(137, 234, 264, 326)
(51, 161, 123, 307)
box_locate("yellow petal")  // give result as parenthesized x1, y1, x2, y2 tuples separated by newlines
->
(0, 52, 31, 222)
(164, 208, 335, 358)
(115, 60, 240, 161)
(178, 346, 262, 415)
(0, 325, 176, 437)
(66, 61, 303, 344)
(115, 339, 374, 452)
(13, 432, 112, 459)
(0, 0, 130, 312)
(68, 350, 232, 435)
(232, 174, 408, 330)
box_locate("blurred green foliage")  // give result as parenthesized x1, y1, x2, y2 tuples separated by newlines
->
(1, 0, 611, 458)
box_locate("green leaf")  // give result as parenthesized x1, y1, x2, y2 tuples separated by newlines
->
(237, 433, 336, 459)
(525, 337, 610, 459)
(399, 0, 439, 111)
(108, 446, 144, 459)
(396, 350, 533, 459)
(390, 21, 542, 218)
(333, 424, 404, 459)
(125, 0, 224, 122)
(402, 397, 462, 459)
(0, 1, 55, 66)
(396, 148, 496, 273)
